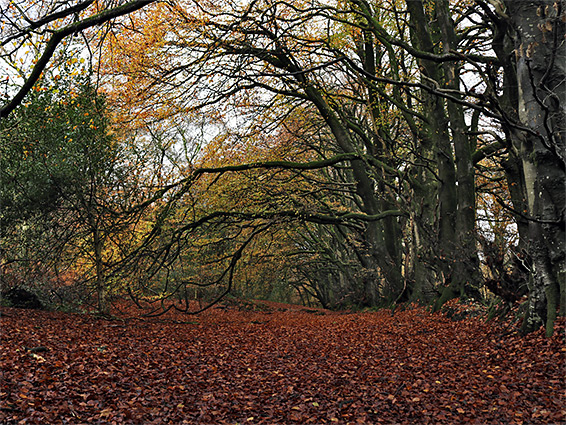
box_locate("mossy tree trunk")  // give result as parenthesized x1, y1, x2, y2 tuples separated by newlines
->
(498, 0, 566, 336)
(407, 0, 482, 310)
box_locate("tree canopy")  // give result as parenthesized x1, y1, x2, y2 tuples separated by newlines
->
(1, 0, 564, 336)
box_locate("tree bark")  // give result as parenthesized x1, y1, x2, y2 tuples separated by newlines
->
(501, 0, 566, 336)
(407, 0, 477, 309)
(436, 0, 482, 297)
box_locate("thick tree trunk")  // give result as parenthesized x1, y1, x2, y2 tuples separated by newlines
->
(501, 0, 566, 336)
(501, 154, 530, 245)
(407, 0, 479, 310)
(302, 84, 404, 303)
(436, 0, 482, 297)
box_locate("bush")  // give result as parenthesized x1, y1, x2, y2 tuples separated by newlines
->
(2, 288, 43, 309)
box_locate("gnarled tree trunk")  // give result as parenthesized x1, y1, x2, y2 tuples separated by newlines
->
(501, 0, 565, 336)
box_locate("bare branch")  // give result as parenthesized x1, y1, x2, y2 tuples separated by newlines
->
(0, 0, 157, 119)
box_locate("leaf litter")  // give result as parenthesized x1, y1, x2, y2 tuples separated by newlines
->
(1, 300, 564, 424)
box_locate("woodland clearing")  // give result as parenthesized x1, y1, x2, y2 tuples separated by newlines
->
(0, 301, 564, 424)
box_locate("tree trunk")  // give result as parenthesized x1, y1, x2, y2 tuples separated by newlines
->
(93, 224, 109, 316)
(436, 0, 483, 299)
(407, 0, 476, 310)
(501, 0, 566, 336)
(302, 85, 404, 303)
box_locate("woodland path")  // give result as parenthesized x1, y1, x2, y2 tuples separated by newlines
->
(1, 301, 564, 424)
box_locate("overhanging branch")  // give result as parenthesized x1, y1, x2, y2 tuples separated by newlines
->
(1, 0, 157, 119)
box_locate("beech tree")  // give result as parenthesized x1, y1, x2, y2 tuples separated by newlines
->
(98, 0, 564, 331)
(3, 0, 563, 334)
(98, 0, 409, 309)
(0, 0, 157, 118)
(487, 0, 565, 335)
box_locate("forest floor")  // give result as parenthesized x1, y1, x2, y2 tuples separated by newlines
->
(0, 300, 564, 424)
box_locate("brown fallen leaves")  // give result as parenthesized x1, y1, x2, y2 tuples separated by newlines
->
(1, 301, 564, 424)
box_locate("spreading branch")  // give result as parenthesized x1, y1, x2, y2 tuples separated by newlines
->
(0, 0, 157, 118)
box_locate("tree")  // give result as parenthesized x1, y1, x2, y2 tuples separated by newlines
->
(486, 0, 565, 335)
(0, 0, 157, 118)
(97, 0, 409, 308)
(0, 70, 156, 314)
(11, 0, 560, 333)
